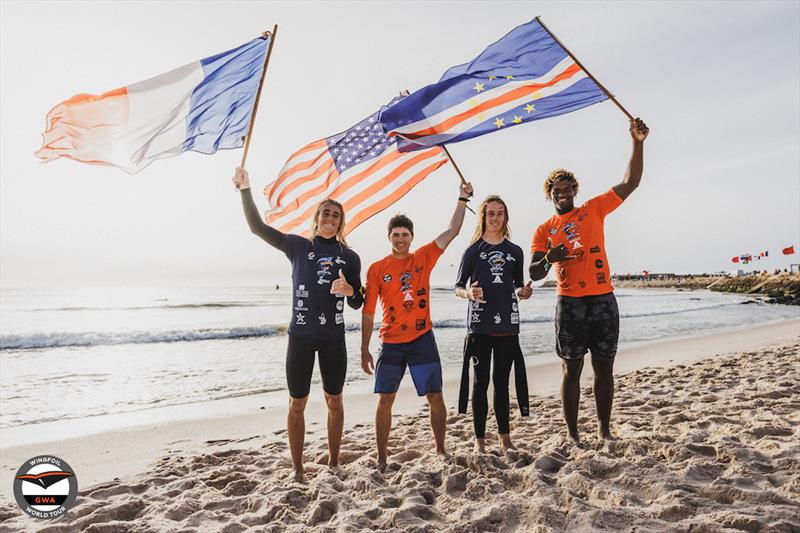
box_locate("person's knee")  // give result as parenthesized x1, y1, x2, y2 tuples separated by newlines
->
(377, 393, 396, 410)
(426, 392, 445, 409)
(591, 355, 615, 378)
(289, 395, 308, 415)
(324, 393, 343, 412)
(562, 359, 584, 382)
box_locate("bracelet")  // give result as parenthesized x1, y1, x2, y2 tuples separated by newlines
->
(458, 197, 470, 202)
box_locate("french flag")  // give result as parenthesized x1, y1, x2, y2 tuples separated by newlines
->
(35, 36, 270, 174)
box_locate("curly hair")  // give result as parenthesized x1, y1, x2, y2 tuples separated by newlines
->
(311, 199, 348, 245)
(387, 213, 414, 236)
(543, 169, 579, 200)
(470, 195, 511, 244)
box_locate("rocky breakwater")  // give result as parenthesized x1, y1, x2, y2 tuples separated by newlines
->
(707, 273, 800, 305)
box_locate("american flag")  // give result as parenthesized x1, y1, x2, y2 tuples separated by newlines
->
(263, 97, 448, 236)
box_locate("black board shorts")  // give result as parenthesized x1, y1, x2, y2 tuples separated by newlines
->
(555, 292, 619, 360)
(286, 336, 347, 398)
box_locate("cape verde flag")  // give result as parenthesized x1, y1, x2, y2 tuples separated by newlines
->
(380, 18, 608, 150)
(35, 36, 270, 174)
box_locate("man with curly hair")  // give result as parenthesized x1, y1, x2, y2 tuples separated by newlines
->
(529, 118, 650, 445)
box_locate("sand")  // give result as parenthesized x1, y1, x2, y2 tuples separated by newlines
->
(1, 320, 798, 532)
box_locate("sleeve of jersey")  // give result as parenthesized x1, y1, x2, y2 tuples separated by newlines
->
(346, 252, 364, 310)
(283, 234, 303, 261)
(513, 245, 525, 288)
(363, 264, 379, 316)
(531, 225, 548, 254)
(590, 189, 624, 218)
(454, 247, 473, 288)
(423, 240, 445, 264)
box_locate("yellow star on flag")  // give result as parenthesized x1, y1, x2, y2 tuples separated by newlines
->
(468, 98, 478, 107)
(532, 92, 542, 100)
(473, 82, 485, 93)
(524, 103, 536, 113)
(494, 117, 505, 128)
(478, 113, 487, 121)
(505, 75, 514, 80)
(488, 75, 497, 81)
(512, 115, 523, 124)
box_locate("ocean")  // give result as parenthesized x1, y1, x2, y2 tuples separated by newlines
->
(1, 285, 797, 430)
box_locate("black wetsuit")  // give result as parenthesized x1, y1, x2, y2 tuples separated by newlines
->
(241, 189, 363, 397)
(455, 239, 529, 438)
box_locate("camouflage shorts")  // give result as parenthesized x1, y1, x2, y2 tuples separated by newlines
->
(555, 292, 619, 360)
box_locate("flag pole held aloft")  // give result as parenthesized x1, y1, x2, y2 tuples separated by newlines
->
(534, 17, 634, 121)
(240, 25, 278, 168)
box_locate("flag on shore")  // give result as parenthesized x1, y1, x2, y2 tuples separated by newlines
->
(35, 37, 270, 174)
(380, 18, 608, 150)
(784, 246, 796, 255)
(263, 97, 448, 236)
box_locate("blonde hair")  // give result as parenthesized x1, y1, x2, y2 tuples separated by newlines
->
(543, 168, 579, 200)
(311, 199, 348, 245)
(470, 195, 511, 244)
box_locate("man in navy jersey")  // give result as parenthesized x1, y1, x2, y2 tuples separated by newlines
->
(234, 166, 363, 481)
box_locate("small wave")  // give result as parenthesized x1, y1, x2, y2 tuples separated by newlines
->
(620, 301, 737, 319)
(26, 301, 263, 312)
(0, 325, 288, 351)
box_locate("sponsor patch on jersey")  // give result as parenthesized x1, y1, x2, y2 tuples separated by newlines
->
(383, 274, 392, 283)
(415, 319, 426, 330)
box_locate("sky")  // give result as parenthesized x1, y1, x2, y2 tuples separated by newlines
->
(1, 1, 799, 288)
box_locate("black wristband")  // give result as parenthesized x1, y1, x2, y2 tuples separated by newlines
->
(458, 196, 470, 202)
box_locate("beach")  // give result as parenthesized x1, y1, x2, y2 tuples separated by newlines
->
(1, 319, 798, 531)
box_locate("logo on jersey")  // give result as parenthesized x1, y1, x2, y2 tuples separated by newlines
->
(335, 313, 344, 324)
(318, 313, 327, 325)
(418, 299, 427, 309)
(336, 300, 344, 311)
(487, 251, 506, 284)
(493, 313, 501, 324)
(596, 273, 606, 284)
(316, 257, 334, 285)
(383, 274, 392, 283)
(590, 246, 601, 254)
(595, 259, 604, 269)
(296, 313, 306, 325)
(415, 319, 426, 330)
(307, 252, 315, 260)
(510, 312, 519, 324)
(562, 222, 582, 251)
(295, 285, 309, 298)
(471, 312, 481, 323)
(512, 301, 518, 312)
(400, 272, 413, 293)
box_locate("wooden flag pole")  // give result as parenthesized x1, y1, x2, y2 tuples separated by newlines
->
(240, 24, 278, 168)
(535, 17, 634, 121)
(442, 145, 475, 214)
(401, 89, 474, 213)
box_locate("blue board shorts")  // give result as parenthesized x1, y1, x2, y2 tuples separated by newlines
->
(374, 330, 442, 396)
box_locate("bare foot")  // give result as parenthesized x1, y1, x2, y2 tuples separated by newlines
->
(598, 428, 617, 441)
(376, 460, 387, 473)
(437, 449, 452, 463)
(293, 468, 304, 482)
(473, 438, 486, 454)
(499, 434, 516, 450)
(567, 430, 582, 447)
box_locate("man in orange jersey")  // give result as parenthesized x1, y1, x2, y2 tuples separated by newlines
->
(529, 118, 649, 445)
(361, 180, 474, 469)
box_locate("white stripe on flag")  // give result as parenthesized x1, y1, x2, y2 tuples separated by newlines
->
(388, 56, 576, 136)
(266, 146, 445, 234)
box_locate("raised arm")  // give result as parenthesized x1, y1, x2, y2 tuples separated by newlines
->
(233, 166, 287, 250)
(434, 181, 474, 250)
(612, 118, 649, 201)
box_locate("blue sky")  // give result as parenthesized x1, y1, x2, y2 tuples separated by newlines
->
(1, 1, 798, 287)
